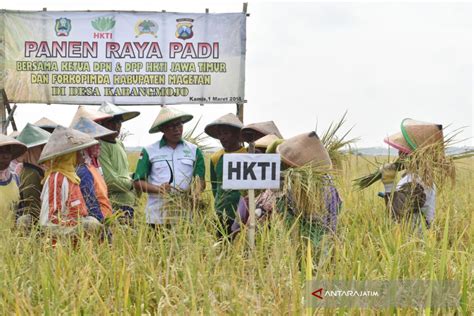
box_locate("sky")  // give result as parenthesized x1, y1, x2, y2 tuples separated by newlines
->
(2, 0, 473, 148)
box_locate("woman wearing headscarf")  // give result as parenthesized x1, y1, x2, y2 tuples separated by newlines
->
(38, 126, 102, 237)
(71, 116, 116, 222)
(15, 123, 51, 228)
(0, 135, 27, 217)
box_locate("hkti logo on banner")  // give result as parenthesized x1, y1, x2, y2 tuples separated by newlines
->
(91, 17, 115, 39)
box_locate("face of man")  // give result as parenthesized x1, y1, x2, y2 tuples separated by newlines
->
(0, 147, 13, 170)
(216, 126, 241, 151)
(161, 119, 184, 145)
(100, 116, 122, 141)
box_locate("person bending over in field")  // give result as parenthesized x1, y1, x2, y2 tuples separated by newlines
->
(15, 123, 51, 229)
(380, 118, 449, 230)
(205, 113, 246, 237)
(0, 135, 27, 219)
(232, 132, 342, 246)
(97, 102, 140, 224)
(133, 106, 205, 228)
(38, 126, 103, 239)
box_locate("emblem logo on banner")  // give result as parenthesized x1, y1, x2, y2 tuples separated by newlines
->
(55, 18, 72, 36)
(135, 20, 158, 37)
(175, 18, 194, 40)
(91, 17, 115, 39)
(91, 17, 115, 32)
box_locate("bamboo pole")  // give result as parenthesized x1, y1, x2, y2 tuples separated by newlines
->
(247, 141, 256, 250)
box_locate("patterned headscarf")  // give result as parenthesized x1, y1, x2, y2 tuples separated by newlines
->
(83, 144, 101, 169)
(43, 152, 80, 184)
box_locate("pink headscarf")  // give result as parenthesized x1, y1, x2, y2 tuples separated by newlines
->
(83, 143, 101, 170)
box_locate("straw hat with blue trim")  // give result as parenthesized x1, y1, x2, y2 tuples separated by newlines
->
(70, 117, 118, 139)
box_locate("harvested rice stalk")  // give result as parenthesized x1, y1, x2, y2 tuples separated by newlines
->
(353, 147, 474, 190)
(183, 117, 212, 152)
(319, 111, 358, 170)
(282, 165, 333, 222)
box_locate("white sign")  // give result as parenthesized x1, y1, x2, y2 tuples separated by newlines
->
(222, 154, 281, 190)
(0, 11, 246, 105)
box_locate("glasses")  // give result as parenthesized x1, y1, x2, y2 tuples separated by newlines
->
(164, 121, 183, 130)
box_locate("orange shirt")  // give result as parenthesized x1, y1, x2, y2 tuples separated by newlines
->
(43, 172, 88, 226)
(87, 165, 113, 218)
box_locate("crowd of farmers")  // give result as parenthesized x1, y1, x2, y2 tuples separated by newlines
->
(0, 102, 446, 243)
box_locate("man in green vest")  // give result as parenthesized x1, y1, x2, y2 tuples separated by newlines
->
(98, 102, 140, 223)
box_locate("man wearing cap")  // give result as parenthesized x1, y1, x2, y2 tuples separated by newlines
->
(15, 123, 51, 228)
(205, 113, 247, 236)
(380, 118, 445, 229)
(97, 102, 140, 222)
(133, 106, 205, 227)
(0, 135, 27, 216)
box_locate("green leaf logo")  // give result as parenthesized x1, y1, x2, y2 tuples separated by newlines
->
(91, 17, 116, 32)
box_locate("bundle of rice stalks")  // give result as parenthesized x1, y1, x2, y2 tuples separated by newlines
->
(319, 111, 358, 170)
(281, 164, 332, 222)
(353, 130, 474, 190)
(161, 178, 210, 224)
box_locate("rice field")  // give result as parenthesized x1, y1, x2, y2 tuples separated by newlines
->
(0, 155, 472, 314)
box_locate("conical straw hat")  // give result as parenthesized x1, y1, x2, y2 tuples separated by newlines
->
(98, 102, 140, 122)
(384, 132, 412, 153)
(276, 131, 332, 170)
(70, 117, 118, 139)
(0, 135, 27, 160)
(38, 126, 98, 164)
(16, 123, 51, 149)
(241, 121, 283, 143)
(384, 118, 443, 153)
(34, 117, 59, 130)
(70, 105, 113, 126)
(401, 118, 443, 151)
(8, 131, 20, 139)
(205, 113, 243, 139)
(149, 106, 193, 134)
(255, 134, 281, 150)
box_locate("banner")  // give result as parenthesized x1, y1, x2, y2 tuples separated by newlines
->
(222, 154, 281, 190)
(0, 10, 246, 105)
